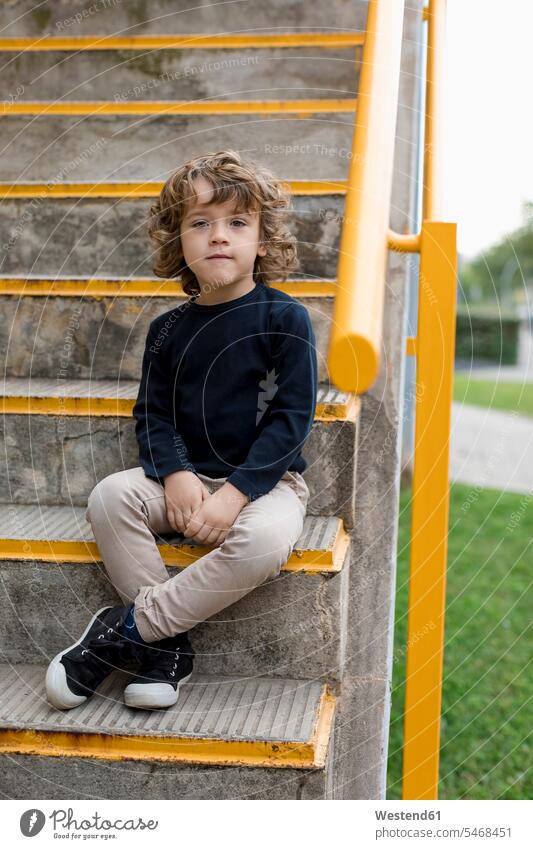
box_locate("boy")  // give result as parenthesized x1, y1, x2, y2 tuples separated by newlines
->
(45, 150, 317, 711)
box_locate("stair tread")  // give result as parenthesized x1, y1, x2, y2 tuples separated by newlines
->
(0, 663, 321, 741)
(0, 377, 348, 405)
(0, 503, 346, 566)
(0, 663, 335, 768)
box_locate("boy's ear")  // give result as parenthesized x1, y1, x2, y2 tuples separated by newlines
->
(257, 242, 267, 257)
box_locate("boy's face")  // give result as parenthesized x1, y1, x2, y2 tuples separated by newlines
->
(180, 176, 267, 293)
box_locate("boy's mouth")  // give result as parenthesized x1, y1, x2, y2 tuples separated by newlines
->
(206, 254, 232, 260)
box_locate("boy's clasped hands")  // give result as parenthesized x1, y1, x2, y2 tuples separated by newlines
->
(163, 470, 250, 546)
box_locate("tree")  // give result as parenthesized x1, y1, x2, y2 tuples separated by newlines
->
(460, 212, 533, 307)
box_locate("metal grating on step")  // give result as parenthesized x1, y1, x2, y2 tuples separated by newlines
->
(0, 503, 93, 542)
(0, 378, 347, 405)
(0, 378, 139, 399)
(0, 503, 339, 551)
(298, 516, 340, 551)
(0, 664, 323, 743)
(0, 379, 356, 423)
(318, 385, 350, 406)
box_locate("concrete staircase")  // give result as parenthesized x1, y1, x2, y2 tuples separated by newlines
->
(0, 0, 422, 798)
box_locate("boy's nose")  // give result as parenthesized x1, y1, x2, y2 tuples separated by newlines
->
(210, 228, 229, 242)
(209, 218, 230, 240)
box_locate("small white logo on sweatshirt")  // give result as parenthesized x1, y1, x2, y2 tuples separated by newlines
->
(256, 368, 279, 425)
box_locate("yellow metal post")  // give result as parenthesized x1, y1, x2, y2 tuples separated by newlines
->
(402, 220, 457, 799)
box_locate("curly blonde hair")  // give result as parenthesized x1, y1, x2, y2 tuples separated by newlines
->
(146, 149, 299, 297)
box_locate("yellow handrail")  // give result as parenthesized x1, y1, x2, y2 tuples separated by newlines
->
(327, 0, 406, 393)
(422, 0, 446, 220)
(327, 0, 456, 799)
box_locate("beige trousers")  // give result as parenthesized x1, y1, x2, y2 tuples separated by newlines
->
(85, 467, 310, 642)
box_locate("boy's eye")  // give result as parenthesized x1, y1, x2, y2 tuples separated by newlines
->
(191, 219, 247, 228)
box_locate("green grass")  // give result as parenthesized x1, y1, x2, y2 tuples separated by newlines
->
(453, 376, 533, 417)
(387, 483, 532, 799)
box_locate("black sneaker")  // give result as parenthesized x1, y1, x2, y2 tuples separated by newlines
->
(45, 604, 147, 710)
(123, 632, 194, 710)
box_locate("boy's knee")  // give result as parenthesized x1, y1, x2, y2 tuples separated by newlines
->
(86, 471, 130, 521)
(242, 525, 294, 580)
(263, 514, 305, 577)
(265, 541, 293, 580)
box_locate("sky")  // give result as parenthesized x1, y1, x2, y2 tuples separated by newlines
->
(443, 0, 532, 260)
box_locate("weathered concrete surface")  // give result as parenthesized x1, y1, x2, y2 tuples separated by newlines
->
(304, 416, 358, 532)
(2, 294, 334, 384)
(0, 548, 349, 683)
(0, 751, 333, 800)
(0, 195, 345, 278)
(333, 0, 424, 799)
(331, 676, 391, 799)
(5, 47, 360, 103)
(0, 0, 368, 37)
(0, 413, 357, 526)
(0, 113, 355, 182)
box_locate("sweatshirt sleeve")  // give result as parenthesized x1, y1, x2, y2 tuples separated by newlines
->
(132, 321, 196, 484)
(226, 303, 317, 501)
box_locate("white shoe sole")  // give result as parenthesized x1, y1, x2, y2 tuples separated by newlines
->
(123, 672, 193, 710)
(45, 606, 113, 710)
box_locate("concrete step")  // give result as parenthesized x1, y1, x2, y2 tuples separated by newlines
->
(0, 111, 354, 182)
(4, 45, 360, 103)
(0, 663, 335, 799)
(0, 378, 359, 524)
(0, 283, 335, 383)
(0, 1, 367, 37)
(0, 193, 345, 278)
(0, 503, 349, 681)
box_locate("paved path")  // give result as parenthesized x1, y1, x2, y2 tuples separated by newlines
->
(450, 403, 533, 495)
(455, 365, 533, 383)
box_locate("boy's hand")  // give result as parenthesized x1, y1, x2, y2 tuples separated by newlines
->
(163, 470, 211, 534)
(182, 482, 250, 545)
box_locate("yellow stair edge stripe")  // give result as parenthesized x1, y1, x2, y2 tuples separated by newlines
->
(0, 688, 335, 768)
(0, 33, 364, 51)
(0, 395, 359, 423)
(315, 394, 360, 423)
(0, 180, 347, 199)
(0, 278, 338, 298)
(1, 99, 357, 116)
(0, 519, 349, 575)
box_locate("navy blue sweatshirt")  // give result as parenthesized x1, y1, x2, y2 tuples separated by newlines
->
(132, 282, 318, 501)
